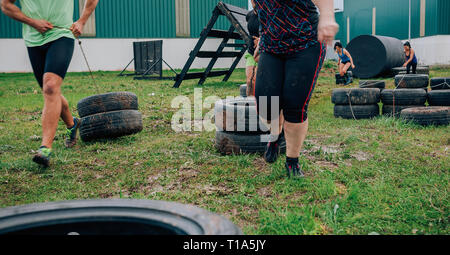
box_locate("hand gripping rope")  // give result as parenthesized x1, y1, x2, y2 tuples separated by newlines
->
(53, 26, 100, 94)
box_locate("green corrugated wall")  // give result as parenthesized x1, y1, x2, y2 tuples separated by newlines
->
(1, 0, 246, 39)
(2, 0, 448, 40)
(335, 0, 450, 46)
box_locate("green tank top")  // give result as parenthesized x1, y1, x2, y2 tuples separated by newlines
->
(20, 0, 75, 47)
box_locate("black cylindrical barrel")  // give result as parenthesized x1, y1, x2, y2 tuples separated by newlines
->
(346, 35, 405, 79)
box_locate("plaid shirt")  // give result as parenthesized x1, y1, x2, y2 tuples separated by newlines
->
(254, 0, 319, 54)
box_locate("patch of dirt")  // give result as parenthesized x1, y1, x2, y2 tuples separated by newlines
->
(193, 184, 233, 196)
(335, 182, 347, 195)
(351, 151, 373, 161)
(257, 186, 272, 198)
(316, 161, 339, 170)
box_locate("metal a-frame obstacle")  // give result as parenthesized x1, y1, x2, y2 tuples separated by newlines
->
(173, 2, 251, 88)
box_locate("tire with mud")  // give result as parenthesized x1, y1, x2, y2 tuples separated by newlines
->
(382, 105, 425, 117)
(334, 104, 380, 119)
(332, 88, 380, 105)
(392, 66, 429, 76)
(79, 110, 143, 142)
(359, 80, 386, 90)
(214, 98, 269, 133)
(215, 131, 286, 155)
(400, 107, 450, 126)
(394, 74, 429, 89)
(77, 92, 139, 118)
(430, 78, 450, 90)
(381, 89, 427, 105)
(427, 90, 450, 106)
(0, 199, 242, 235)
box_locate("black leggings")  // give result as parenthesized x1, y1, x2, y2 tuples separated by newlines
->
(255, 42, 326, 123)
(27, 37, 75, 88)
(407, 62, 417, 74)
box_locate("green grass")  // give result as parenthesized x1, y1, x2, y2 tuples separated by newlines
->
(0, 63, 449, 235)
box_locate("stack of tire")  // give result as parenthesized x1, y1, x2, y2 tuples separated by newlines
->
(77, 92, 143, 142)
(332, 88, 380, 119)
(400, 77, 450, 126)
(381, 74, 429, 117)
(214, 97, 286, 155)
(428, 77, 450, 107)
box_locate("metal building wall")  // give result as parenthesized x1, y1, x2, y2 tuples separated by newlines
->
(437, 0, 450, 35)
(0, 1, 22, 38)
(334, 0, 449, 45)
(189, 0, 249, 38)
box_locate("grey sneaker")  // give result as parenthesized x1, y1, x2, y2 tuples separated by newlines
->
(65, 117, 80, 148)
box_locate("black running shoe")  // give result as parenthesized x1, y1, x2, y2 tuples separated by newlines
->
(32, 146, 52, 168)
(264, 132, 284, 164)
(285, 161, 305, 179)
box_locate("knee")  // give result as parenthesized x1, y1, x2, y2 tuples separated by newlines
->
(340, 71, 345, 76)
(42, 77, 61, 96)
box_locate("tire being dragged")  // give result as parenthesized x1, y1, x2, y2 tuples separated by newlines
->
(80, 110, 143, 142)
(77, 92, 139, 118)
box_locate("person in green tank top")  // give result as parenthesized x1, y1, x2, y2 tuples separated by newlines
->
(1, 0, 99, 167)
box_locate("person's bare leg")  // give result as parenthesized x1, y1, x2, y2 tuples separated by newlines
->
(60, 95, 74, 128)
(41, 72, 64, 149)
(342, 62, 351, 74)
(339, 63, 345, 76)
(246, 66, 257, 96)
(284, 119, 308, 158)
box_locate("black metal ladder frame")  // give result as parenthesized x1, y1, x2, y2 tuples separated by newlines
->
(173, 2, 251, 88)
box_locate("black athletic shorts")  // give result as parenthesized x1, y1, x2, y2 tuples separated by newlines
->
(27, 36, 75, 88)
(255, 42, 326, 124)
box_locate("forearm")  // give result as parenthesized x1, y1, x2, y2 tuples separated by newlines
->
(78, 0, 98, 24)
(312, 0, 335, 20)
(1, 0, 34, 27)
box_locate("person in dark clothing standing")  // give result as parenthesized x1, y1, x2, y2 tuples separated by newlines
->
(403, 41, 418, 74)
(253, 0, 339, 178)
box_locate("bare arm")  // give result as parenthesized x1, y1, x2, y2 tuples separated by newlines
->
(70, 0, 99, 37)
(1, 0, 53, 33)
(312, 0, 339, 46)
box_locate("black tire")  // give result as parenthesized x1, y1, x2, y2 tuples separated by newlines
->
(382, 105, 425, 117)
(0, 199, 242, 235)
(215, 98, 269, 133)
(428, 90, 450, 106)
(430, 78, 450, 90)
(240, 84, 247, 97)
(80, 110, 143, 142)
(392, 66, 429, 76)
(381, 89, 427, 105)
(332, 88, 380, 105)
(334, 104, 380, 120)
(77, 92, 138, 118)
(401, 107, 450, 126)
(215, 131, 286, 155)
(395, 74, 429, 89)
(359, 80, 386, 90)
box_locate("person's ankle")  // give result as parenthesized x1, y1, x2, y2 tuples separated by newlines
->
(286, 156, 299, 164)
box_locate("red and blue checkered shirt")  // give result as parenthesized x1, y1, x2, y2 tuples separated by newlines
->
(254, 0, 319, 55)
